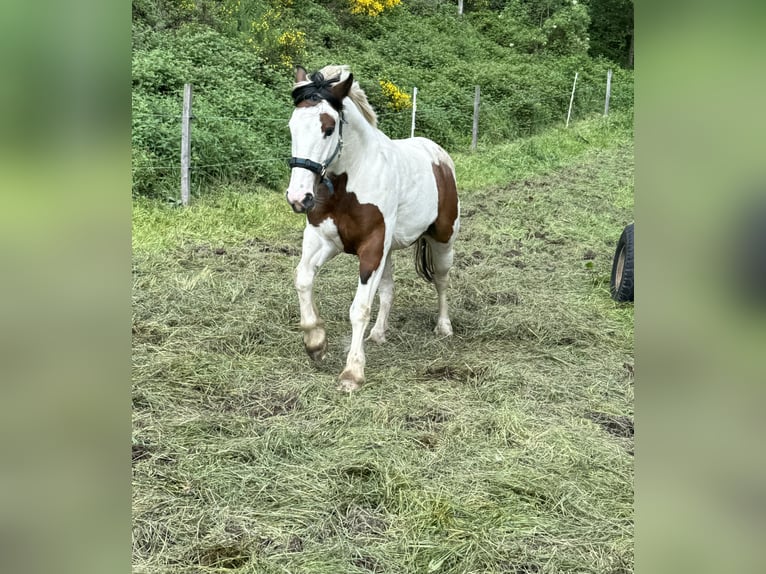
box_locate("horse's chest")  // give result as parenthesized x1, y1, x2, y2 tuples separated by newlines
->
(312, 207, 386, 256)
(308, 182, 387, 255)
(314, 218, 346, 252)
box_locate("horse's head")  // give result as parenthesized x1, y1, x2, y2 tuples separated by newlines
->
(286, 66, 354, 213)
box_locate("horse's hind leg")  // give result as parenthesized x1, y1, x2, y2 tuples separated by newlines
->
(295, 226, 339, 362)
(367, 252, 393, 344)
(426, 237, 455, 336)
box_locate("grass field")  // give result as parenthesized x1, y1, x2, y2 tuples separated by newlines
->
(132, 112, 634, 574)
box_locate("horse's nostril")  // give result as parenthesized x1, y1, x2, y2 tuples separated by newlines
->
(303, 193, 315, 210)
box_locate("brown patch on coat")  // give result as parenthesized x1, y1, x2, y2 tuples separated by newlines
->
(308, 173, 385, 285)
(319, 112, 336, 135)
(426, 162, 459, 243)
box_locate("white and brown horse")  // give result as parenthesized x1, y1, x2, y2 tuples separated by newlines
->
(285, 65, 460, 392)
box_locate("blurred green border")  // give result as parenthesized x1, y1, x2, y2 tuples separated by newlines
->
(638, 2, 766, 573)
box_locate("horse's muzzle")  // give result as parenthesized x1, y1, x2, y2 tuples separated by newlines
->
(288, 192, 315, 214)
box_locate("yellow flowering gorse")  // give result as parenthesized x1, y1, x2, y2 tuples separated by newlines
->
(350, 0, 401, 17)
(278, 30, 306, 69)
(379, 80, 412, 111)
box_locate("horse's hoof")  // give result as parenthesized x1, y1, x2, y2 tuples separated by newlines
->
(305, 339, 327, 362)
(434, 320, 453, 337)
(337, 378, 362, 392)
(337, 369, 363, 392)
(366, 329, 386, 344)
(307, 346, 326, 362)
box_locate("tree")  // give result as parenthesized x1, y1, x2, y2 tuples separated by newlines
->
(584, 0, 633, 67)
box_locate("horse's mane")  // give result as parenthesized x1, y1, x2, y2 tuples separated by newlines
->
(292, 65, 378, 128)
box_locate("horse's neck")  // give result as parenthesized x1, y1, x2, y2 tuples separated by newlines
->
(334, 101, 383, 176)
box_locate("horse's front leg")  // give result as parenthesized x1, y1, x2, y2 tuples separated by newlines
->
(338, 242, 389, 392)
(295, 226, 339, 362)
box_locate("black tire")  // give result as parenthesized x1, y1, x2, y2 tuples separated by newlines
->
(610, 223, 634, 302)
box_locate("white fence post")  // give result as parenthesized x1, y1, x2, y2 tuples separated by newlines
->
(458, 0, 463, 16)
(410, 86, 418, 138)
(181, 83, 193, 206)
(471, 85, 480, 151)
(566, 72, 578, 128)
(604, 69, 612, 116)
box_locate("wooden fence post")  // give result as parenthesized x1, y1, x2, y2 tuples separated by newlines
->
(566, 72, 578, 128)
(471, 85, 480, 151)
(604, 69, 612, 116)
(410, 86, 418, 138)
(181, 83, 193, 206)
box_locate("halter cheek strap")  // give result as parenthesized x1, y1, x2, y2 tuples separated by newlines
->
(288, 111, 345, 195)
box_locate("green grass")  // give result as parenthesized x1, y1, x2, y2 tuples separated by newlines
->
(132, 185, 304, 254)
(132, 113, 634, 573)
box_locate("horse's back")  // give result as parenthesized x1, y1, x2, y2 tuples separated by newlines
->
(394, 136, 455, 173)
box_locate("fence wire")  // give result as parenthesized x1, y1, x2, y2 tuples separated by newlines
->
(133, 75, 619, 172)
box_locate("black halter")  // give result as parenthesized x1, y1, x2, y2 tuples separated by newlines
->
(287, 111, 344, 192)
(288, 72, 346, 195)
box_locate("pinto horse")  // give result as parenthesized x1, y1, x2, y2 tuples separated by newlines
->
(285, 65, 460, 392)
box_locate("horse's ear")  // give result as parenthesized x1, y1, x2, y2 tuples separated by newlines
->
(331, 73, 354, 102)
(295, 66, 308, 83)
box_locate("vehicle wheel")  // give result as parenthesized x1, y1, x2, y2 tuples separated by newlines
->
(610, 223, 634, 302)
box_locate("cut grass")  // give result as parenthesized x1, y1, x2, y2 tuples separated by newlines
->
(133, 113, 633, 574)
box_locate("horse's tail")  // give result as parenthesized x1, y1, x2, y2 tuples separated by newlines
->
(414, 237, 434, 283)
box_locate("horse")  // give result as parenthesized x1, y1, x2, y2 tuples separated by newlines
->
(285, 65, 460, 392)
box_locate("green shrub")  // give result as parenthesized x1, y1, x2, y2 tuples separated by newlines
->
(132, 23, 292, 197)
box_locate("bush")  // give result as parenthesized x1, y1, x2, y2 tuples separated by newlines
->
(132, 23, 292, 197)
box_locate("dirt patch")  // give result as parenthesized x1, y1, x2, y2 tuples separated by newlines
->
(340, 504, 388, 537)
(507, 485, 554, 508)
(585, 412, 634, 438)
(132, 320, 165, 345)
(455, 251, 488, 268)
(414, 433, 439, 449)
(246, 239, 301, 256)
(424, 364, 462, 380)
(485, 291, 520, 305)
(195, 543, 251, 569)
(337, 463, 378, 480)
(132, 392, 150, 410)
(583, 249, 597, 260)
(404, 411, 451, 430)
(286, 535, 304, 553)
(499, 564, 540, 574)
(132, 442, 152, 463)
(529, 230, 565, 245)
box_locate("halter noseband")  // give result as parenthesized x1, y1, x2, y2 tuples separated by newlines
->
(288, 72, 346, 195)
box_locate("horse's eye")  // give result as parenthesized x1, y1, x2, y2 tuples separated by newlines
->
(324, 126, 335, 137)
